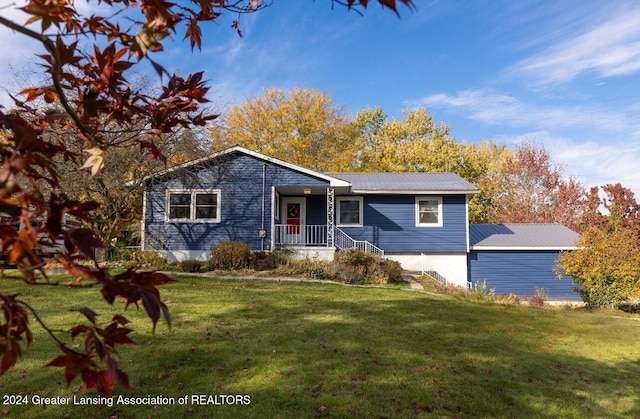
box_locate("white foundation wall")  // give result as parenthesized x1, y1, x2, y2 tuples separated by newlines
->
(385, 253, 469, 288)
(288, 247, 336, 261)
(157, 250, 210, 263)
(157, 247, 337, 263)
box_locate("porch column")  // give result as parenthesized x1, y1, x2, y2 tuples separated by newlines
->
(327, 187, 335, 247)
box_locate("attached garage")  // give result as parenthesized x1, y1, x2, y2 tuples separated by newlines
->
(468, 224, 581, 302)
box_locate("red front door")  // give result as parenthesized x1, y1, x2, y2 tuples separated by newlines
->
(281, 197, 305, 244)
(286, 202, 301, 234)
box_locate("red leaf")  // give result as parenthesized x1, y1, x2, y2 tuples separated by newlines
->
(75, 308, 99, 324)
(64, 228, 104, 259)
(100, 322, 135, 347)
(0, 338, 22, 377)
(46, 346, 99, 389)
(103, 270, 174, 332)
(112, 314, 130, 325)
(70, 325, 90, 339)
(82, 369, 113, 396)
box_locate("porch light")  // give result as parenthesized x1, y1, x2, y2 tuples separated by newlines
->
(303, 188, 312, 195)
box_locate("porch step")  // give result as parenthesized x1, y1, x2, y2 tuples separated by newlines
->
(401, 273, 425, 290)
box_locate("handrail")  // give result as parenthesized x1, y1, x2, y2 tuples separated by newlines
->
(335, 228, 384, 257)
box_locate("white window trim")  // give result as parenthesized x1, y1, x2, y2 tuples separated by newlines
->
(166, 189, 221, 223)
(336, 196, 363, 227)
(415, 196, 442, 227)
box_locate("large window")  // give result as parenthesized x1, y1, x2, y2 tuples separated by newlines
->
(416, 196, 442, 227)
(167, 190, 221, 222)
(337, 197, 363, 226)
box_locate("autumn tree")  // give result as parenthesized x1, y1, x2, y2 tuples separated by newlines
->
(599, 183, 640, 234)
(347, 107, 508, 221)
(0, 0, 414, 396)
(57, 120, 209, 259)
(208, 87, 356, 171)
(483, 141, 590, 232)
(557, 183, 640, 308)
(347, 108, 455, 172)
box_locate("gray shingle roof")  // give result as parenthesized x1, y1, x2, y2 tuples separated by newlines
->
(470, 224, 580, 249)
(327, 172, 479, 193)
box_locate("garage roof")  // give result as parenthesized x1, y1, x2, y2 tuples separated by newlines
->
(470, 224, 580, 250)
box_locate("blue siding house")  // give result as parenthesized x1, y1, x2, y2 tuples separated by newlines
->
(139, 146, 581, 299)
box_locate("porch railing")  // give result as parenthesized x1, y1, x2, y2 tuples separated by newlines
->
(273, 224, 384, 258)
(274, 224, 327, 246)
(335, 228, 385, 257)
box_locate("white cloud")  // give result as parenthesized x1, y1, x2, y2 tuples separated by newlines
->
(412, 88, 629, 132)
(410, 87, 640, 195)
(509, 6, 640, 84)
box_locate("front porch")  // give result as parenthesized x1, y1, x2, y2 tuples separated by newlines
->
(270, 186, 384, 258)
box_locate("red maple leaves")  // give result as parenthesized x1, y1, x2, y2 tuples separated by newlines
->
(47, 313, 135, 396)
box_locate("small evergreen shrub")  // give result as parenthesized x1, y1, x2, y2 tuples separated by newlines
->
(211, 241, 251, 269)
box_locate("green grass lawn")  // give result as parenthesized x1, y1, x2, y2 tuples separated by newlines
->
(1, 274, 640, 418)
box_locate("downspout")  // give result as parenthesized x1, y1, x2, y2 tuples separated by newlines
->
(140, 187, 147, 251)
(261, 163, 266, 251)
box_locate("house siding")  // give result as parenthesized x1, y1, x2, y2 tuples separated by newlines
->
(468, 250, 581, 301)
(143, 152, 330, 256)
(339, 194, 468, 252)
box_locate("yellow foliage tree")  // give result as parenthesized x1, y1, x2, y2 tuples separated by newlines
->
(347, 107, 509, 221)
(208, 88, 356, 171)
(557, 226, 640, 307)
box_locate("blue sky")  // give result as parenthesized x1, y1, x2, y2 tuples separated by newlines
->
(2, 1, 640, 195)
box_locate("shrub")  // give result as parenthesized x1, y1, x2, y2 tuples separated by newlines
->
(275, 257, 332, 280)
(495, 293, 520, 305)
(178, 259, 206, 273)
(379, 259, 403, 282)
(617, 300, 640, 313)
(334, 248, 377, 267)
(129, 250, 168, 269)
(365, 264, 389, 285)
(250, 251, 278, 271)
(468, 280, 496, 301)
(526, 287, 547, 308)
(211, 241, 252, 269)
(332, 249, 405, 285)
(578, 284, 626, 309)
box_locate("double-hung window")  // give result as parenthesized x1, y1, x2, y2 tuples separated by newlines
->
(167, 190, 221, 222)
(337, 197, 363, 226)
(416, 196, 442, 227)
